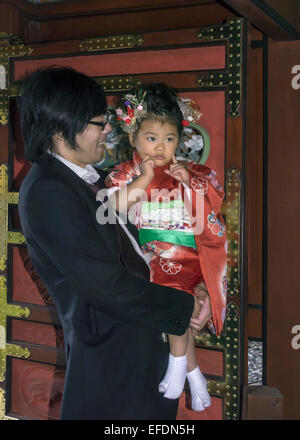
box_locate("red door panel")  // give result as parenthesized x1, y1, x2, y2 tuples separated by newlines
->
(1, 19, 245, 420)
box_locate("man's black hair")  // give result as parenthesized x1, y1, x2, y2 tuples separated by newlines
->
(18, 66, 107, 163)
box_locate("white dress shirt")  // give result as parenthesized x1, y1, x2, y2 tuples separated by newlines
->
(49, 151, 100, 184)
(48, 151, 150, 266)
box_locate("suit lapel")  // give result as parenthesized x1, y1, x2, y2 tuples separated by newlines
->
(39, 154, 105, 204)
(38, 154, 139, 241)
(38, 154, 146, 278)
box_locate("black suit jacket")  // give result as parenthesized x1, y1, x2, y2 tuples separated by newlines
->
(18, 154, 194, 420)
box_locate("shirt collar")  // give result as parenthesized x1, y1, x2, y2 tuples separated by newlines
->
(48, 151, 100, 184)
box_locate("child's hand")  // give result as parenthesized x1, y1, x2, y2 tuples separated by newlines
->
(165, 155, 190, 185)
(139, 155, 155, 179)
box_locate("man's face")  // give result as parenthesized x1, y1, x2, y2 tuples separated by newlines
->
(56, 115, 111, 167)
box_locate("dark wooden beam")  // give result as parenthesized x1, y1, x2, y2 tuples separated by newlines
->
(2, 0, 216, 17)
(220, 0, 300, 40)
(0, 0, 237, 43)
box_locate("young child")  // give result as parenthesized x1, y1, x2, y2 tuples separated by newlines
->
(105, 84, 227, 411)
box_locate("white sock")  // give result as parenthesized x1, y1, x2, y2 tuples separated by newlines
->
(159, 353, 187, 399)
(187, 366, 211, 411)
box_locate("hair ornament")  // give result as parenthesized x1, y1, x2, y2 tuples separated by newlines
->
(176, 98, 206, 163)
(101, 88, 210, 168)
(177, 97, 203, 127)
(115, 90, 148, 133)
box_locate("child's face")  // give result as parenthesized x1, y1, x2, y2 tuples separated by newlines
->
(129, 119, 179, 166)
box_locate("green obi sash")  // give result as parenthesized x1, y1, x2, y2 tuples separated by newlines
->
(139, 228, 196, 249)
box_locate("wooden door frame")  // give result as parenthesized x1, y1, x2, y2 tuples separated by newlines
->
(0, 19, 249, 419)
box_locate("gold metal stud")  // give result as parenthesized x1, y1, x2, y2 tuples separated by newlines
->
(79, 34, 144, 52)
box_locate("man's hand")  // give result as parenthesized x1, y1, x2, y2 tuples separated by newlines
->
(193, 281, 208, 301)
(189, 282, 212, 333)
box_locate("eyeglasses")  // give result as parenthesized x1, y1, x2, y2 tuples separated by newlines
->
(88, 112, 110, 130)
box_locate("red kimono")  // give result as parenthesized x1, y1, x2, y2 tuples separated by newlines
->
(105, 152, 227, 335)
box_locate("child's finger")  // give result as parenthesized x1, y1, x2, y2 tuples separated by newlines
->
(165, 169, 181, 182)
(172, 154, 178, 164)
(145, 156, 155, 165)
(171, 173, 182, 182)
(169, 164, 184, 172)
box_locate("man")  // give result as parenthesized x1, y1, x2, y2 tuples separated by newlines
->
(18, 67, 210, 420)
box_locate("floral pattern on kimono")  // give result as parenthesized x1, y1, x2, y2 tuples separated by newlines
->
(105, 152, 227, 335)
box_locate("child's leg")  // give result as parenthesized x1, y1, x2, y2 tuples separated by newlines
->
(168, 332, 189, 356)
(159, 331, 188, 399)
(186, 327, 198, 372)
(186, 327, 211, 411)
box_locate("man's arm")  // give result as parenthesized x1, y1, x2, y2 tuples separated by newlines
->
(26, 177, 195, 336)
